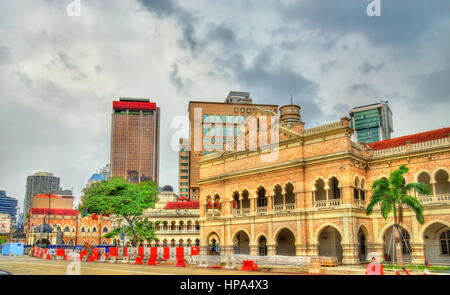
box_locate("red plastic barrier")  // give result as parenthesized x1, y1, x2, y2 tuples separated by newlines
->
(93, 248, 99, 260)
(124, 247, 128, 257)
(163, 247, 170, 260)
(253, 263, 258, 271)
(242, 260, 254, 271)
(138, 247, 144, 257)
(402, 267, 410, 275)
(87, 255, 95, 262)
(365, 263, 384, 275)
(191, 247, 199, 256)
(176, 247, 184, 256)
(105, 253, 110, 259)
(135, 256, 143, 265)
(147, 256, 156, 265)
(176, 256, 186, 267)
(150, 247, 157, 258)
(56, 249, 65, 256)
(109, 247, 118, 258)
(46, 254, 51, 260)
(80, 250, 88, 260)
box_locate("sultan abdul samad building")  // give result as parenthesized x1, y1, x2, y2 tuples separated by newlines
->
(196, 104, 450, 265)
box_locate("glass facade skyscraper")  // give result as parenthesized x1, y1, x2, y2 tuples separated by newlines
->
(349, 102, 393, 144)
(0, 190, 18, 222)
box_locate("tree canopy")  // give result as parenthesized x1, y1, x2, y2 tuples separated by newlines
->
(79, 177, 159, 246)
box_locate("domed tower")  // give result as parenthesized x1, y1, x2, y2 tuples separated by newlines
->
(279, 104, 302, 126)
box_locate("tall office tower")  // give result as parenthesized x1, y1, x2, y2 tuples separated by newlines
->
(0, 190, 18, 223)
(23, 172, 60, 213)
(188, 91, 278, 199)
(99, 164, 111, 180)
(110, 98, 160, 184)
(349, 101, 393, 143)
(178, 138, 190, 199)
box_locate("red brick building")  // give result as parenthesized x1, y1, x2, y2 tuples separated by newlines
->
(196, 103, 450, 265)
(25, 194, 112, 246)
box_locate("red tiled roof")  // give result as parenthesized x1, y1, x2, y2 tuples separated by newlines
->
(113, 101, 156, 111)
(163, 201, 199, 210)
(176, 196, 189, 201)
(30, 208, 78, 216)
(368, 127, 450, 151)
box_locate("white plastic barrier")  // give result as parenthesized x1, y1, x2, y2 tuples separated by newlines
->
(191, 254, 310, 268)
(191, 255, 222, 267)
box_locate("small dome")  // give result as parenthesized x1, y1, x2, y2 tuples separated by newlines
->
(89, 173, 105, 182)
(161, 185, 173, 192)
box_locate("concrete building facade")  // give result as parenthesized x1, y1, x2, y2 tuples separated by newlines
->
(23, 172, 60, 213)
(188, 91, 278, 200)
(142, 185, 200, 247)
(196, 104, 450, 265)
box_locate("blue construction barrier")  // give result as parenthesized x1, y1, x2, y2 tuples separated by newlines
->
(1, 243, 25, 256)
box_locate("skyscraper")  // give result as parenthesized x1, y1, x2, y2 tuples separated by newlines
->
(349, 102, 393, 143)
(178, 138, 190, 199)
(110, 98, 160, 184)
(188, 91, 278, 199)
(0, 190, 18, 223)
(23, 172, 60, 213)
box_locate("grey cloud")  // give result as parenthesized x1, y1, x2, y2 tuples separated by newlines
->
(349, 83, 376, 95)
(169, 63, 192, 95)
(320, 60, 338, 72)
(279, 0, 450, 47)
(411, 64, 450, 107)
(224, 50, 324, 125)
(137, 0, 198, 52)
(359, 61, 385, 74)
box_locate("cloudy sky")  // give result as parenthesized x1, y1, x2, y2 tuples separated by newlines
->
(1, 0, 449, 211)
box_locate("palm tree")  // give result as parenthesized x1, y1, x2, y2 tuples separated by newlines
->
(366, 165, 430, 267)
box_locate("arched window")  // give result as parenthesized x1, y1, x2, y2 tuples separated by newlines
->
(417, 172, 432, 196)
(64, 226, 70, 233)
(360, 179, 366, 200)
(81, 227, 85, 233)
(314, 179, 326, 201)
(354, 177, 360, 199)
(257, 187, 267, 207)
(440, 230, 450, 255)
(214, 194, 221, 210)
(435, 170, 450, 195)
(329, 177, 340, 199)
(195, 239, 200, 246)
(87, 228, 91, 233)
(103, 227, 108, 233)
(92, 227, 97, 233)
(285, 183, 295, 204)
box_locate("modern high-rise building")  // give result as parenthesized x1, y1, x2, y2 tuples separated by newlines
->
(349, 101, 393, 144)
(110, 98, 160, 184)
(23, 172, 60, 214)
(99, 164, 110, 180)
(188, 91, 278, 199)
(178, 138, 190, 199)
(0, 190, 18, 223)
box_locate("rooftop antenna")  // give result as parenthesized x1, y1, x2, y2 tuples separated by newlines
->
(290, 94, 293, 105)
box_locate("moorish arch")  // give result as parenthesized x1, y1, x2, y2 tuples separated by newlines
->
(419, 219, 450, 243)
(232, 229, 251, 254)
(205, 230, 221, 255)
(255, 233, 268, 256)
(274, 226, 297, 256)
(381, 224, 412, 263)
(316, 224, 343, 262)
(432, 167, 450, 182)
(433, 168, 450, 195)
(356, 224, 370, 262)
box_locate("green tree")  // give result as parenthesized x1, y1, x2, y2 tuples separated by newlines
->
(0, 237, 7, 245)
(79, 177, 159, 246)
(104, 217, 162, 246)
(366, 164, 430, 266)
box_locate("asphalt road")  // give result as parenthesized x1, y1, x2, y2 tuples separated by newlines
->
(0, 255, 293, 275)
